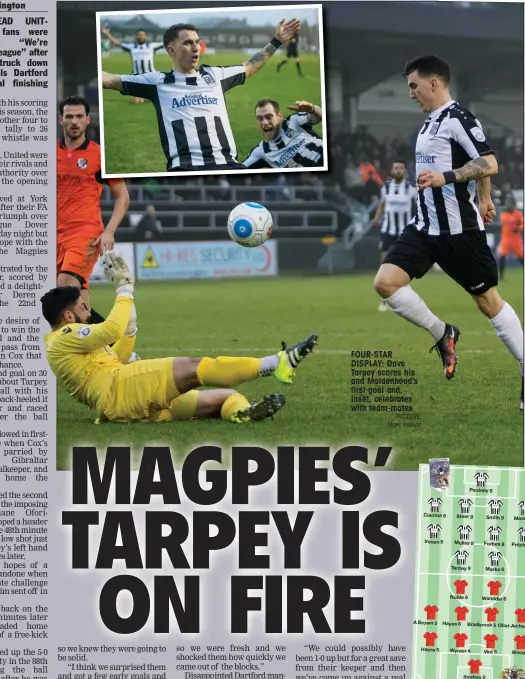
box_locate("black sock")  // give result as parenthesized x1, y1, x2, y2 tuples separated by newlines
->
(277, 59, 287, 71)
(296, 62, 303, 75)
(88, 308, 106, 324)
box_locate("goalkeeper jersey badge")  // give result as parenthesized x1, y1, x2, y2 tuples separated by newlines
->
(77, 158, 88, 168)
(76, 326, 92, 338)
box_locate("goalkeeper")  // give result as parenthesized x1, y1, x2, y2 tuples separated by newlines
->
(42, 253, 317, 424)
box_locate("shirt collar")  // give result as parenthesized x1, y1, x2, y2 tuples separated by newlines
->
(427, 99, 456, 121)
(59, 137, 90, 150)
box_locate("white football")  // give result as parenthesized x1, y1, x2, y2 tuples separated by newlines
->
(227, 202, 273, 248)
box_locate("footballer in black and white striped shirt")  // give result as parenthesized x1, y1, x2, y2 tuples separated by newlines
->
(101, 19, 301, 173)
(243, 99, 323, 169)
(374, 55, 523, 410)
(101, 27, 164, 75)
(374, 160, 417, 257)
(372, 159, 416, 312)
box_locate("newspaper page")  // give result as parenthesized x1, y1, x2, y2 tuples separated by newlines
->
(0, 1, 523, 679)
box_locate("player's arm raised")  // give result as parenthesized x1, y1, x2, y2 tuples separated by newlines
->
(94, 180, 130, 253)
(101, 27, 122, 48)
(101, 71, 123, 91)
(288, 101, 322, 124)
(58, 254, 135, 353)
(243, 18, 301, 78)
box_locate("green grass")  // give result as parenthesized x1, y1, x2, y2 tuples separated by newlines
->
(100, 51, 322, 173)
(57, 268, 524, 470)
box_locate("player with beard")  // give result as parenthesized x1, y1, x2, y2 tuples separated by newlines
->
(243, 98, 323, 169)
(42, 253, 318, 425)
(57, 95, 129, 324)
(101, 27, 164, 103)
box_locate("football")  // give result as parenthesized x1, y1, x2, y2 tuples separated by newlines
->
(227, 202, 273, 248)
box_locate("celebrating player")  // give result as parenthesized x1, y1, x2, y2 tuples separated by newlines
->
(243, 99, 323, 169)
(42, 253, 318, 425)
(100, 27, 164, 103)
(276, 32, 304, 77)
(57, 95, 130, 323)
(498, 198, 524, 281)
(373, 55, 523, 410)
(101, 18, 301, 172)
(370, 159, 417, 311)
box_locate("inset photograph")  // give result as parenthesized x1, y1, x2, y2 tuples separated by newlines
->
(96, 4, 326, 176)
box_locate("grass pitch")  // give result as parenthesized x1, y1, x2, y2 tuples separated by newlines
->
(100, 51, 323, 174)
(57, 268, 523, 470)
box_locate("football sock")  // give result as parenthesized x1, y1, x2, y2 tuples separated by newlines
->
(277, 60, 287, 71)
(489, 302, 524, 375)
(259, 355, 280, 376)
(296, 62, 303, 75)
(196, 357, 261, 387)
(221, 393, 250, 421)
(385, 286, 446, 341)
(88, 308, 106, 324)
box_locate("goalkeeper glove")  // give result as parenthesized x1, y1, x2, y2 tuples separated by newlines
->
(102, 252, 134, 298)
(124, 303, 138, 338)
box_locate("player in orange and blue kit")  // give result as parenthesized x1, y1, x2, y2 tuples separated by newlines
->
(498, 198, 524, 281)
(57, 95, 129, 323)
(42, 253, 317, 424)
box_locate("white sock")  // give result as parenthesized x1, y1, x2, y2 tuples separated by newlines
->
(385, 286, 446, 341)
(489, 302, 524, 375)
(259, 355, 279, 376)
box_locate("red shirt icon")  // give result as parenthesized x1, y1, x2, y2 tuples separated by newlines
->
(484, 634, 498, 649)
(485, 607, 499, 622)
(487, 580, 502, 596)
(468, 659, 483, 675)
(423, 632, 438, 647)
(455, 606, 469, 621)
(515, 635, 525, 650)
(454, 632, 468, 648)
(454, 579, 468, 595)
(516, 608, 525, 623)
(424, 605, 439, 620)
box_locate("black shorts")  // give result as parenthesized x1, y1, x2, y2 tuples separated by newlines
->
(379, 233, 399, 253)
(383, 225, 498, 295)
(287, 44, 299, 58)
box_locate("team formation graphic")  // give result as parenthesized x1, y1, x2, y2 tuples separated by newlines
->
(413, 465, 525, 679)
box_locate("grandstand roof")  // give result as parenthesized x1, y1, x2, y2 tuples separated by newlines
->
(105, 13, 161, 30)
